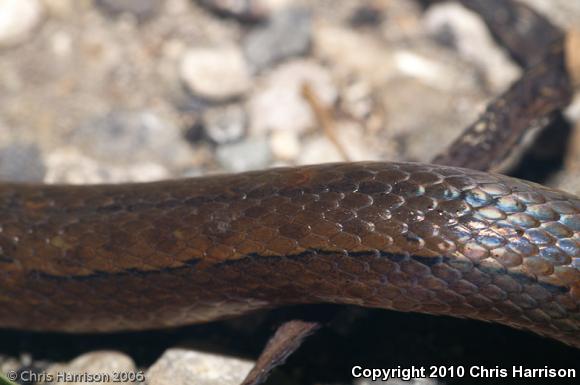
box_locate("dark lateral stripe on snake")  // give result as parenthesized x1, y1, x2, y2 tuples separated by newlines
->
(23, 249, 569, 297)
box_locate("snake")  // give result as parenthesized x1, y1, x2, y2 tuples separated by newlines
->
(0, 161, 578, 349)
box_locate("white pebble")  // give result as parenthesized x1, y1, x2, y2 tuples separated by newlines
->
(147, 348, 253, 385)
(423, 2, 520, 91)
(180, 45, 252, 101)
(270, 130, 301, 161)
(0, 0, 44, 47)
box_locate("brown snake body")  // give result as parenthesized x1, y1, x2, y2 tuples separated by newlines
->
(0, 162, 578, 348)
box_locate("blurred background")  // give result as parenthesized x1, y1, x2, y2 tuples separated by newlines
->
(0, 0, 577, 191)
(0, 0, 579, 384)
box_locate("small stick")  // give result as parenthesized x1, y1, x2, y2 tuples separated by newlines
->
(241, 320, 321, 385)
(302, 82, 351, 162)
(565, 29, 580, 87)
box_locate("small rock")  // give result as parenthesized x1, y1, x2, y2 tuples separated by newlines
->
(341, 81, 374, 120)
(72, 110, 189, 163)
(147, 348, 253, 385)
(0, 142, 46, 182)
(0, 0, 44, 47)
(49, 30, 73, 57)
(180, 45, 251, 101)
(248, 60, 337, 135)
(392, 50, 464, 91)
(216, 135, 271, 172)
(565, 92, 580, 123)
(313, 24, 396, 83)
(519, 0, 580, 30)
(95, 0, 161, 22)
(43, 0, 76, 18)
(423, 2, 520, 91)
(0, 356, 20, 376)
(349, 4, 384, 28)
(270, 130, 300, 161)
(203, 104, 247, 144)
(195, 0, 268, 22)
(243, 7, 311, 72)
(52, 110, 192, 182)
(42, 351, 137, 385)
